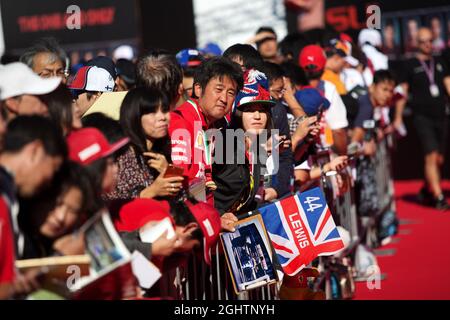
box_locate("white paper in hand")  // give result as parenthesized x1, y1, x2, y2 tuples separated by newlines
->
(139, 218, 175, 244)
(131, 251, 162, 289)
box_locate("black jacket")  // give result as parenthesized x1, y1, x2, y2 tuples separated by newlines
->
(271, 102, 294, 198)
(212, 130, 261, 215)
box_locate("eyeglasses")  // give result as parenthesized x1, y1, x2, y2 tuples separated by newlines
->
(418, 39, 433, 44)
(38, 69, 69, 79)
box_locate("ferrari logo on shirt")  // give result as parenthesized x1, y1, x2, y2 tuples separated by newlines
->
(195, 131, 204, 150)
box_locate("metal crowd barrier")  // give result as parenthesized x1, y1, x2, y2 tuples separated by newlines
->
(153, 134, 396, 300)
(154, 243, 280, 300)
(364, 133, 397, 248)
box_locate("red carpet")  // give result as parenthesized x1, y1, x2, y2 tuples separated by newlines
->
(354, 180, 450, 300)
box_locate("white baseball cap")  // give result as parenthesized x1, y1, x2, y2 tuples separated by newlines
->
(69, 66, 115, 92)
(358, 28, 382, 48)
(113, 45, 134, 61)
(0, 62, 61, 100)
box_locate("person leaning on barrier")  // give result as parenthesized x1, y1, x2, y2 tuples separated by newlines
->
(350, 70, 395, 217)
(213, 69, 276, 231)
(350, 70, 395, 156)
(18, 161, 96, 260)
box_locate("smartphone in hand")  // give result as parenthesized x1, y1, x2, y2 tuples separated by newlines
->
(164, 164, 184, 178)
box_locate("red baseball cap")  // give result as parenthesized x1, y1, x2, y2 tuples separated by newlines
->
(299, 45, 326, 73)
(115, 198, 174, 232)
(185, 200, 221, 265)
(339, 33, 353, 44)
(66, 128, 129, 165)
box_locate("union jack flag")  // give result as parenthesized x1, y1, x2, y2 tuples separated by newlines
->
(259, 187, 344, 276)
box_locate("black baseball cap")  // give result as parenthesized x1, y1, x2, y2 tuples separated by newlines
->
(116, 59, 136, 85)
(87, 56, 117, 80)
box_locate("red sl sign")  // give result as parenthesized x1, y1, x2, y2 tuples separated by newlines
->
(326, 5, 368, 32)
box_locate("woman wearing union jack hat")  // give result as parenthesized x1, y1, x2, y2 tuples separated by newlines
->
(213, 69, 276, 231)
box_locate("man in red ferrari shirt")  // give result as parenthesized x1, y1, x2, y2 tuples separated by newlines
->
(169, 56, 243, 188)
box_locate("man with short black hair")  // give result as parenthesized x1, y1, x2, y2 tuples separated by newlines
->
(251, 27, 280, 63)
(223, 44, 265, 72)
(169, 56, 243, 185)
(352, 70, 396, 144)
(0, 115, 66, 299)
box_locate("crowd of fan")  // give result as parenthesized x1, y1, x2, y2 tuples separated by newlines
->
(0, 24, 449, 299)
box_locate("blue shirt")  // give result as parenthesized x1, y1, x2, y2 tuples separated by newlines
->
(353, 94, 374, 129)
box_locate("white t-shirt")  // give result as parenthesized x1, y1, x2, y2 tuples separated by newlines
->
(361, 44, 388, 71)
(323, 80, 349, 130)
(341, 68, 366, 92)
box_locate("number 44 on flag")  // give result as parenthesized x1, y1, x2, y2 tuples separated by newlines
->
(259, 187, 345, 276)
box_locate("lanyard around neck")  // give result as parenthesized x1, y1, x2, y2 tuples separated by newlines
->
(419, 58, 435, 84)
(186, 99, 203, 122)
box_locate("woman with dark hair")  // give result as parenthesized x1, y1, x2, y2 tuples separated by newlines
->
(63, 128, 178, 260)
(213, 69, 275, 229)
(19, 161, 96, 259)
(104, 87, 184, 202)
(41, 84, 82, 135)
